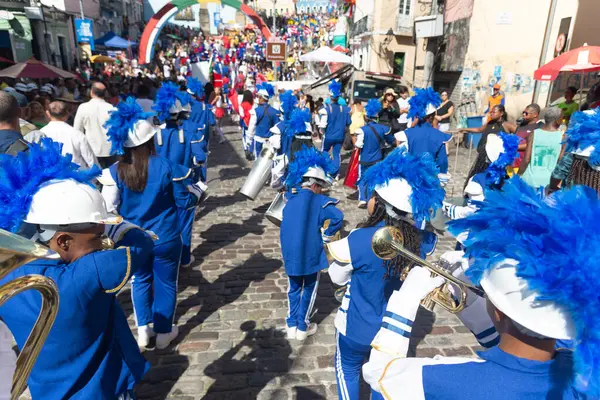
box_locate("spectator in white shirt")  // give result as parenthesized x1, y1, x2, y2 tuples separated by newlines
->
(40, 101, 98, 168)
(135, 84, 155, 121)
(73, 82, 115, 168)
(396, 86, 411, 131)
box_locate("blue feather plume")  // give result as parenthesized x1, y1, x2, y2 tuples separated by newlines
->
(564, 109, 600, 167)
(153, 82, 190, 122)
(486, 133, 521, 185)
(287, 109, 311, 137)
(279, 90, 297, 119)
(362, 147, 444, 225)
(448, 176, 600, 398)
(329, 80, 342, 98)
(285, 146, 336, 189)
(365, 98, 382, 118)
(104, 96, 154, 155)
(0, 138, 100, 233)
(407, 87, 442, 121)
(186, 77, 205, 98)
(256, 82, 275, 97)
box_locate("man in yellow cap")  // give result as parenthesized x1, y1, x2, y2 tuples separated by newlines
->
(485, 84, 505, 122)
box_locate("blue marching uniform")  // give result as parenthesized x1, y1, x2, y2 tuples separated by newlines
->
(252, 104, 280, 157)
(319, 104, 351, 177)
(280, 189, 343, 332)
(109, 156, 198, 334)
(155, 120, 206, 266)
(188, 99, 216, 153)
(355, 122, 394, 202)
(0, 228, 154, 399)
(329, 223, 438, 400)
(403, 122, 451, 173)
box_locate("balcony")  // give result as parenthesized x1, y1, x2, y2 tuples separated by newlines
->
(350, 15, 373, 38)
(396, 14, 413, 37)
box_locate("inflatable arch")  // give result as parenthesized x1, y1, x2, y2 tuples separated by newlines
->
(139, 0, 273, 65)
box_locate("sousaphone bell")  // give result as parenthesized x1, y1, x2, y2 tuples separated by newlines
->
(0, 229, 60, 399)
(371, 226, 484, 313)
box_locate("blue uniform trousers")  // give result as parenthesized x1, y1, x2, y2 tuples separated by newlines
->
(335, 332, 385, 400)
(322, 137, 343, 177)
(358, 163, 375, 202)
(286, 272, 320, 332)
(178, 207, 195, 266)
(132, 237, 182, 333)
(253, 139, 265, 158)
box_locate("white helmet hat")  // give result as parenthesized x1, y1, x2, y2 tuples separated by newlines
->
(15, 83, 28, 93)
(481, 259, 575, 340)
(566, 110, 600, 170)
(25, 179, 121, 227)
(425, 103, 438, 116)
(303, 166, 332, 186)
(169, 99, 187, 114)
(124, 120, 157, 148)
(40, 85, 53, 95)
(374, 178, 414, 215)
(485, 134, 504, 163)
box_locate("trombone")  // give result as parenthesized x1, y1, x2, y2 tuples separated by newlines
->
(0, 229, 60, 400)
(371, 226, 484, 313)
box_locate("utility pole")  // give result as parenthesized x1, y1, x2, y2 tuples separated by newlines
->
(78, 0, 84, 18)
(272, 0, 277, 34)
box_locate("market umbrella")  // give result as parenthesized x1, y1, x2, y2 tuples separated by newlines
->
(534, 43, 600, 104)
(299, 46, 352, 63)
(0, 56, 14, 64)
(90, 55, 116, 63)
(0, 58, 77, 79)
(332, 45, 348, 53)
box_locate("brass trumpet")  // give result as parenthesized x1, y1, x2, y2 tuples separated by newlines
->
(0, 229, 60, 400)
(371, 226, 484, 314)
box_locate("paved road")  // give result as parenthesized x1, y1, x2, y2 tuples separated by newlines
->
(128, 122, 482, 399)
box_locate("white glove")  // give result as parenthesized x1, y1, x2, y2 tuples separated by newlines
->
(402, 266, 445, 301)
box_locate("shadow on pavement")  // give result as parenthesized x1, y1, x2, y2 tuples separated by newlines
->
(201, 321, 292, 400)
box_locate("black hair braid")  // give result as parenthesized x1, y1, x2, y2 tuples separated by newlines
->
(464, 151, 490, 190)
(567, 157, 600, 192)
(357, 194, 421, 280)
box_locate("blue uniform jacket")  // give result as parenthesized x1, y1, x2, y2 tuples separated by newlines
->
(188, 100, 216, 151)
(280, 189, 344, 276)
(110, 156, 197, 244)
(0, 228, 154, 399)
(323, 104, 351, 142)
(404, 122, 452, 173)
(255, 104, 281, 139)
(342, 222, 403, 345)
(155, 121, 206, 169)
(359, 122, 393, 164)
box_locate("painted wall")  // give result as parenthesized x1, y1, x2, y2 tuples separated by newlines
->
(63, 0, 100, 18)
(454, 0, 551, 118)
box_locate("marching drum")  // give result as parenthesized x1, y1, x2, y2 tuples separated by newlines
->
(240, 145, 277, 200)
(265, 192, 287, 227)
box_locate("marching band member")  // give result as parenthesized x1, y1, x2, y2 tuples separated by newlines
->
(364, 177, 596, 399)
(0, 139, 154, 399)
(269, 90, 298, 158)
(354, 99, 396, 208)
(443, 133, 520, 220)
(281, 146, 344, 341)
(396, 87, 451, 182)
(100, 98, 205, 350)
(327, 148, 444, 400)
(153, 84, 207, 268)
(318, 80, 351, 180)
(246, 82, 280, 158)
(186, 77, 215, 166)
(550, 109, 600, 193)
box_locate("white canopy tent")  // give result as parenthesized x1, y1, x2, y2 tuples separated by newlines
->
(299, 46, 352, 63)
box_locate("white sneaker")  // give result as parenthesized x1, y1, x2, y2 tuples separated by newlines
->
(156, 325, 179, 349)
(137, 325, 155, 348)
(296, 323, 318, 341)
(181, 255, 195, 268)
(286, 326, 297, 340)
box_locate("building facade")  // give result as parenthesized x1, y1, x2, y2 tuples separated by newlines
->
(0, 0, 34, 62)
(436, 0, 600, 121)
(350, 0, 432, 88)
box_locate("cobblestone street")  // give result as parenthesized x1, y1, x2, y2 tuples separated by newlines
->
(127, 122, 481, 399)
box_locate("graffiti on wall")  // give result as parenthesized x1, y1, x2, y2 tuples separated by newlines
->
(461, 63, 553, 98)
